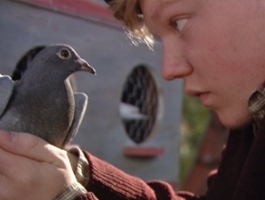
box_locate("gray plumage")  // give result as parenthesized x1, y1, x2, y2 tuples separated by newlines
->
(0, 44, 96, 148)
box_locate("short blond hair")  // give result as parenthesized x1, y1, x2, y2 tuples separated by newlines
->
(108, 0, 154, 48)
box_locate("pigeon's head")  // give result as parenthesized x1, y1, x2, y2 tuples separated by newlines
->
(27, 44, 96, 78)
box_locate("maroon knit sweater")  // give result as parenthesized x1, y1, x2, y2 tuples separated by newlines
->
(73, 122, 265, 200)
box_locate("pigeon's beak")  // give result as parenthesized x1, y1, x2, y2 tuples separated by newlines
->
(76, 58, 96, 75)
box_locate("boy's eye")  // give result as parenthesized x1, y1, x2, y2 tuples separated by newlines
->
(172, 18, 188, 32)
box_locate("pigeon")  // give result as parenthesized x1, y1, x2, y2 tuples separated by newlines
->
(0, 44, 96, 148)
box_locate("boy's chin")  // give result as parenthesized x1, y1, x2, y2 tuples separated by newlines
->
(217, 112, 253, 130)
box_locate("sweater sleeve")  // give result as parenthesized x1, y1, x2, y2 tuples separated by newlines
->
(79, 151, 206, 200)
(60, 148, 212, 200)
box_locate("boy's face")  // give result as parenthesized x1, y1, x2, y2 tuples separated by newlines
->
(140, 0, 265, 128)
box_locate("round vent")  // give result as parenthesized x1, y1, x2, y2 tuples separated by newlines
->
(120, 65, 159, 144)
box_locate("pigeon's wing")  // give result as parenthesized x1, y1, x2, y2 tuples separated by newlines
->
(0, 74, 14, 117)
(62, 92, 88, 146)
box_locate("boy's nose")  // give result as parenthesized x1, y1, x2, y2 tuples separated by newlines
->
(161, 40, 193, 80)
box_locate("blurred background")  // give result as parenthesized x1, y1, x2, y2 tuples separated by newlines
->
(0, 0, 228, 195)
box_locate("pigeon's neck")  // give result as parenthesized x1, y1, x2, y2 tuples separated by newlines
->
(16, 71, 73, 105)
(22, 68, 71, 87)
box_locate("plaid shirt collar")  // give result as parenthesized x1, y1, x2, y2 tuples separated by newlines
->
(248, 82, 265, 128)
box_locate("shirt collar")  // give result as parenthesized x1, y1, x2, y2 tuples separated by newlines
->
(248, 82, 265, 128)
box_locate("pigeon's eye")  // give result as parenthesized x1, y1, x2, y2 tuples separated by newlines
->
(58, 48, 72, 59)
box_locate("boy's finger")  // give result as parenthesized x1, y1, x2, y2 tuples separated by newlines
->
(0, 130, 68, 168)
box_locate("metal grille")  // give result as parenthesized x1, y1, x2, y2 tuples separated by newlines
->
(120, 65, 158, 144)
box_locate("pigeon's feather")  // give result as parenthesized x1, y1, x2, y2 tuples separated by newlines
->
(0, 75, 14, 117)
(62, 92, 88, 146)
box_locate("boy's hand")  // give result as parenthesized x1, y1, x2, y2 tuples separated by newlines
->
(0, 130, 77, 200)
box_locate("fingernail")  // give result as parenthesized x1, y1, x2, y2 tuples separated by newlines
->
(10, 132, 17, 142)
(0, 130, 16, 142)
